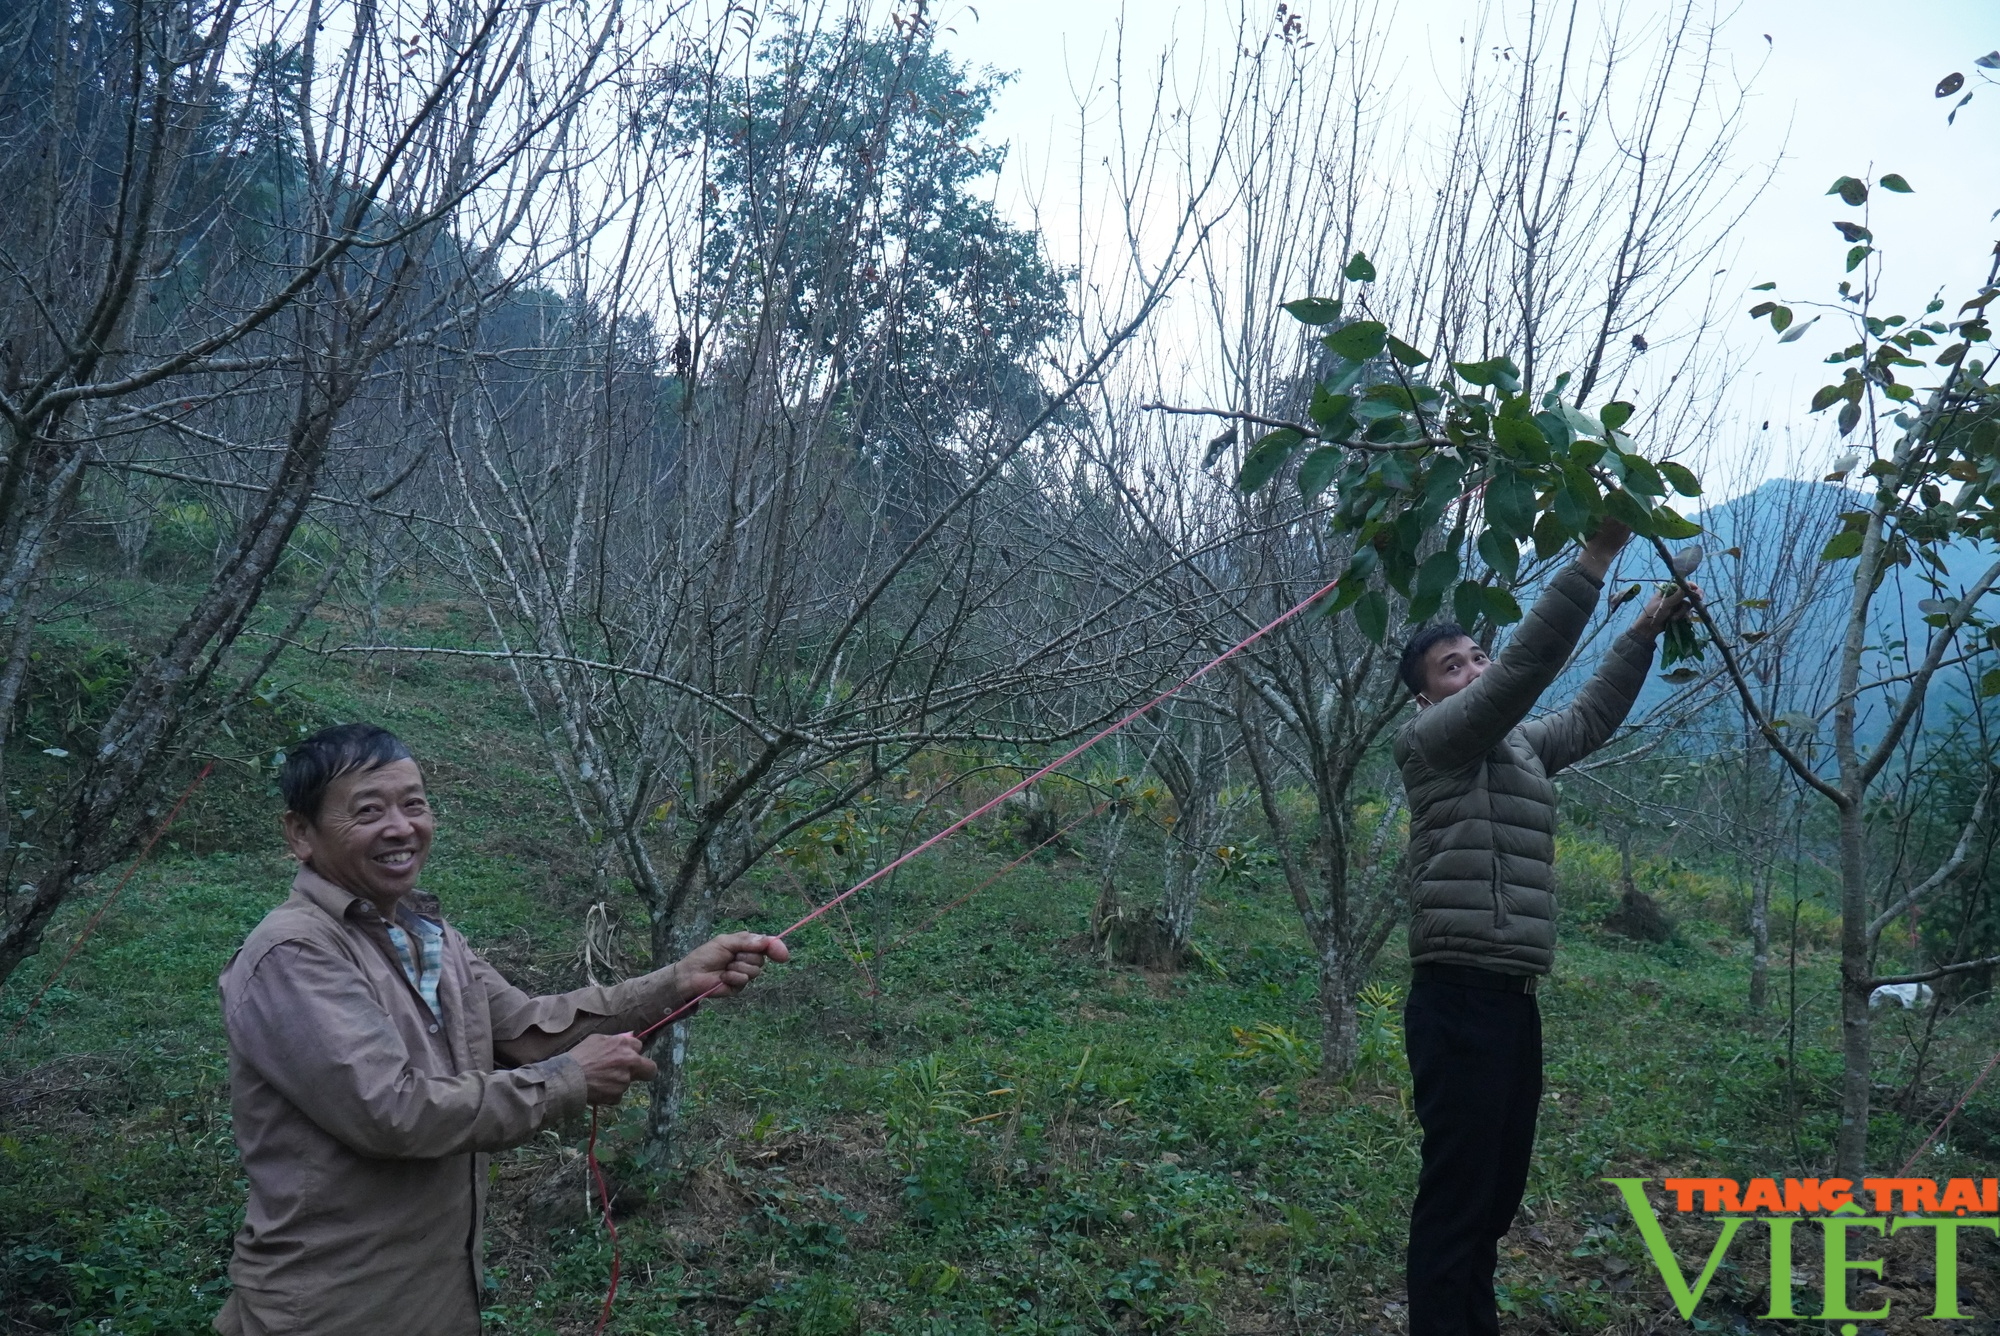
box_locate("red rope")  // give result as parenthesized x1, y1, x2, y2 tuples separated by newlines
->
(779, 868, 880, 996)
(880, 799, 1111, 958)
(586, 1106, 622, 1332)
(656, 570, 1341, 1040)
(4, 763, 215, 1046)
(585, 572, 1342, 1331)
(1898, 1043, 2000, 1176)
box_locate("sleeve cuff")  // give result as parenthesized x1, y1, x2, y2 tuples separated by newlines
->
(538, 1052, 589, 1119)
(611, 964, 684, 1031)
(1611, 627, 1656, 671)
(1560, 560, 1605, 593)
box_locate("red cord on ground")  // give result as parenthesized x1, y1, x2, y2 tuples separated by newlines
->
(586, 1106, 622, 1334)
(1898, 1043, 2000, 1176)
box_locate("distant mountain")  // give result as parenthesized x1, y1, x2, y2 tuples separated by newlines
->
(1539, 478, 1998, 745)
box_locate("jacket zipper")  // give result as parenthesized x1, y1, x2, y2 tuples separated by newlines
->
(1491, 859, 1511, 929)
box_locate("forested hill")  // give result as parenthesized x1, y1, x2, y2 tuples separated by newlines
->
(1546, 477, 2000, 741)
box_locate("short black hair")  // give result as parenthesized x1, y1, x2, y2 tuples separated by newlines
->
(1397, 622, 1472, 696)
(280, 723, 414, 823)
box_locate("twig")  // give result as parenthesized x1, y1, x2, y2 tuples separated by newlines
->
(86, 458, 431, 523)
(1816, 651, 1987, 719)
(315, 643, 797, 747)
(1643, 533, 1847, 807)
(1867, 772, 1993, 941)
(1137, 402, 1448, 454)
(1870, 953, 2000, 988)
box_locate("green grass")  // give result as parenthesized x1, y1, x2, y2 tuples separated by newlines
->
(2, 600, 1997, 1334)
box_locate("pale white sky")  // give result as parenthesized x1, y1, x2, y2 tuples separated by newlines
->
(935, 0, 1999, 493)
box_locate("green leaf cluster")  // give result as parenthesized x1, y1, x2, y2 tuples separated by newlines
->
(1233, 255, 1704, 643)
(1752, 174, 2000, 602)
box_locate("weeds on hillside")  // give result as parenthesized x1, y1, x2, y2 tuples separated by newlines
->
(2, 638, 1995, 1332)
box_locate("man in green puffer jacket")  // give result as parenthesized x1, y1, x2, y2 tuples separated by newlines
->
(1393, 518, 1689, 1336)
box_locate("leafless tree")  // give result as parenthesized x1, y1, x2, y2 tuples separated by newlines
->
(0, 0, 634, 984)
(340, 1, 1246, 1158)
(1678, 230, 2000, 1175)
(1148, 0, 1769, 1074)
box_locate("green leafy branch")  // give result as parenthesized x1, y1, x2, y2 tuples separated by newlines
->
(1748, 172, 2000, 699)
(1158, 251, 1703, 644)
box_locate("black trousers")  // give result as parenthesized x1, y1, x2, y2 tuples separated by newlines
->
(1403, 976, 1543, 1336)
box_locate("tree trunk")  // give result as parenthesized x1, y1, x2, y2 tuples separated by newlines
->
(643, 1013, 696, 1168)
(1138, 722, 1235, 971)
(1749, 866, 1770, 1014)
(1835, 798, 1873, 1179)
(113, 477, 154, 574)
(0, 861, 79, 986)
(642, 880, 716, 1169)
(1151, 787, 1219, 965)
(1093, 794, 1195, 971)
(1317, 936, 1359, 1077)
(1743, 714, 1777, 1015)
(1159, 837, 1201, 956)
(362, 547, 394, 645)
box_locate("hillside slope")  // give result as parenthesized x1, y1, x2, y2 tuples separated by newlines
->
(1, 594, 1995, 1334)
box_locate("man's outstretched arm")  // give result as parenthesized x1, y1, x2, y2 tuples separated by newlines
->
(486, 932, 788, 1065)
(1522, 584, 1689, 774)
(1404, 521, 1632, 771)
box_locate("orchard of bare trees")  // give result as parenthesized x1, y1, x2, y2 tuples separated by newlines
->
(3, 0, 1999, 1327)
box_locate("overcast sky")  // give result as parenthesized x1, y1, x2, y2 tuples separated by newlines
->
(933, 0, 1998, 494)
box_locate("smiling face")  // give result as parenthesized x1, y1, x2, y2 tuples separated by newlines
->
(1416, 634, 1491, 706)
(281, 758, 434, 910)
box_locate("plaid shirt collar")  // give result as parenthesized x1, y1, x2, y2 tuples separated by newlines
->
(384, 915, 444, 1020)
(292, 867, 445, 1019)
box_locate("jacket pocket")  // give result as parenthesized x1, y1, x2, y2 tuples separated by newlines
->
(1490, 861, 1511, 929)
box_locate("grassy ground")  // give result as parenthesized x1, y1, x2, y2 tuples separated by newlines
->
(2, 614, 1997, 1334)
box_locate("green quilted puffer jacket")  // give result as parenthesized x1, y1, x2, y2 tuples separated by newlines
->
(1394, 563, 1655, 975)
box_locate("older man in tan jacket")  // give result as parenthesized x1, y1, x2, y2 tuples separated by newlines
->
(215, 723, 787, 1336)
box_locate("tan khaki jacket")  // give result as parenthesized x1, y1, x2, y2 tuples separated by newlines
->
(1395, 563, 1654, 975)
(215, 868, 684, 1336)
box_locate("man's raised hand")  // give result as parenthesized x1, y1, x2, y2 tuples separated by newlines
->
(571, 1032, 658, 1104)
(1577, 516, 1635, 579)
(675, 931, 790, 1003)
(1633, 582, 1698, 639)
